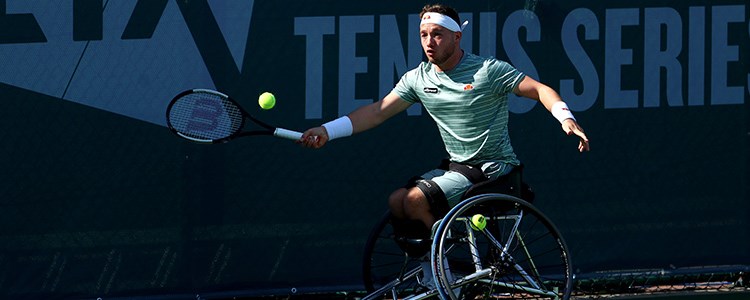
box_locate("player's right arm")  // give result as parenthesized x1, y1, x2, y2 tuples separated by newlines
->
(349, 92, 411, 133)
(298, 92, 411, 148)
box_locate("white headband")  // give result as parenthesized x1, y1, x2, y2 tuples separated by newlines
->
(420, 12, 468, 32)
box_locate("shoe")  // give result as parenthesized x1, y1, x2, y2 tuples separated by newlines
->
(419, 260, 435, 290)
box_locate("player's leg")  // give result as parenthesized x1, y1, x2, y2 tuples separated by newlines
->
(389, 169, 475, 230)
(401, 186, 436, 229)
(388, 187, 433, 258)
(361, 210, 425, 298)
(387, 187, 408, 219)
(388, 171, 448, 258)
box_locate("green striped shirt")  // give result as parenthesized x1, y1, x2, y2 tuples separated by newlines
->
(393, 53, 525, 165)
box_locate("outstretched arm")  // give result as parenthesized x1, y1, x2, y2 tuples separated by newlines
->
(514, 76, 590, 152)
(298, 92, 412, 148)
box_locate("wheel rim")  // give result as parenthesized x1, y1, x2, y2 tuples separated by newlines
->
(432, 194, 572, 300)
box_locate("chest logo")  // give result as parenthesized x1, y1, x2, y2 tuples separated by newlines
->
(423, 87, 438, 94)
(463, 84, 474, 91)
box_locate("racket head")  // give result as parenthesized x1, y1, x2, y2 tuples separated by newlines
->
(166, 89, 248, 144)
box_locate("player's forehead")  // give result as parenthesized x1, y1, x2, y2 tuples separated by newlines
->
(419, 23, 449, 34)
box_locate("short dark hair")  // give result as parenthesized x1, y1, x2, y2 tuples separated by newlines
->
(419, 4, 461, 26)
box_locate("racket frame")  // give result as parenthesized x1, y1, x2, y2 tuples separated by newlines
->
(166, 89, 302, 144)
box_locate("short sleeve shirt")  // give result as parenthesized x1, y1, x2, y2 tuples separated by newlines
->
(393, 53, 525, 165)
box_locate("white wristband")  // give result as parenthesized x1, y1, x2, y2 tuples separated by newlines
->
(322, 116, 353, 141)
(551, 102, 576, 124)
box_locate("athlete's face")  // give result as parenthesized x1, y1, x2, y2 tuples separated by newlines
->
(420, 23, 460, 66)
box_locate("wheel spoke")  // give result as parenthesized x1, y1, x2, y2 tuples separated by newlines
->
(432, 194, 572, 300)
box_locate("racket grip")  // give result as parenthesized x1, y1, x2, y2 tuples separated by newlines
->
(274, 128, 303, 140)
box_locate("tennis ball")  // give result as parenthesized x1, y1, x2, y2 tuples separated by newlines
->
(258, 92, 276, 110)
(470, 214, 487, 231)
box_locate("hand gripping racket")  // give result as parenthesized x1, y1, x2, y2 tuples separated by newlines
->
(166, 89, 302, 144)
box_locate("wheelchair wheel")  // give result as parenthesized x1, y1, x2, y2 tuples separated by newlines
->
(431, 194, 572, 300)
(362, 210, 426, 299)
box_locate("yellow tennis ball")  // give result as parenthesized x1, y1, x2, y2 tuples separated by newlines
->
(258, 92, 276, 110)
(470, 214, 487, 231)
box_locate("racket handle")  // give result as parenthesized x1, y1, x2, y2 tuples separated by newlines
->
(274, 128, 303, 140)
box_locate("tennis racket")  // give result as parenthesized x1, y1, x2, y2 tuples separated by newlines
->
(166, 89, 303, 144)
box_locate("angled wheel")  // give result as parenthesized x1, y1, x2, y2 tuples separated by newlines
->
(431, 194, 572, 300)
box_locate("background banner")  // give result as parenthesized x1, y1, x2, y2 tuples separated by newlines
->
(0, 0, 747, 298)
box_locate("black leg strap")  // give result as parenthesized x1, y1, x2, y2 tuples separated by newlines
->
(415, 179, 449, 219)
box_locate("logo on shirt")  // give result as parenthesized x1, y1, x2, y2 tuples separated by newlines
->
(463, 84, 474, 91)
(423, 87, 438, 94)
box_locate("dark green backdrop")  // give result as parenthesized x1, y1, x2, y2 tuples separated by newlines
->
(0, 0, 747, 299)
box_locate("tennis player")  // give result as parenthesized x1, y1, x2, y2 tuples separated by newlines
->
(299, 3, 589, 256)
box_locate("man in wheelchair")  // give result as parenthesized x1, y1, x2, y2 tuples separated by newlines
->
(391, 160, 536, 257)
(299, 2, 589, 259)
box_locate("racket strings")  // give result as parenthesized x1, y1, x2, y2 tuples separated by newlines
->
(168, 92, 243, 141)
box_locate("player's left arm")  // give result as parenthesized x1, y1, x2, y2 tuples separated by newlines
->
(514, 76, 590, 152)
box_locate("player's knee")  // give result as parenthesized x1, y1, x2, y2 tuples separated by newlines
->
(388, 188, 408, 217)
(388, 197, 403, 217)
(403, 189, 427, 211)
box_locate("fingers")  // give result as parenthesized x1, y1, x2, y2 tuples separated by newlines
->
(299, 136, 321, 148)
(572, 127, 590, 152)
(579, 130, 590, 150)
(578, 138, 590, 152)
(296, 133, 318, 148)
(296, 127, 328, 148)
(562, 119, 590, 152)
